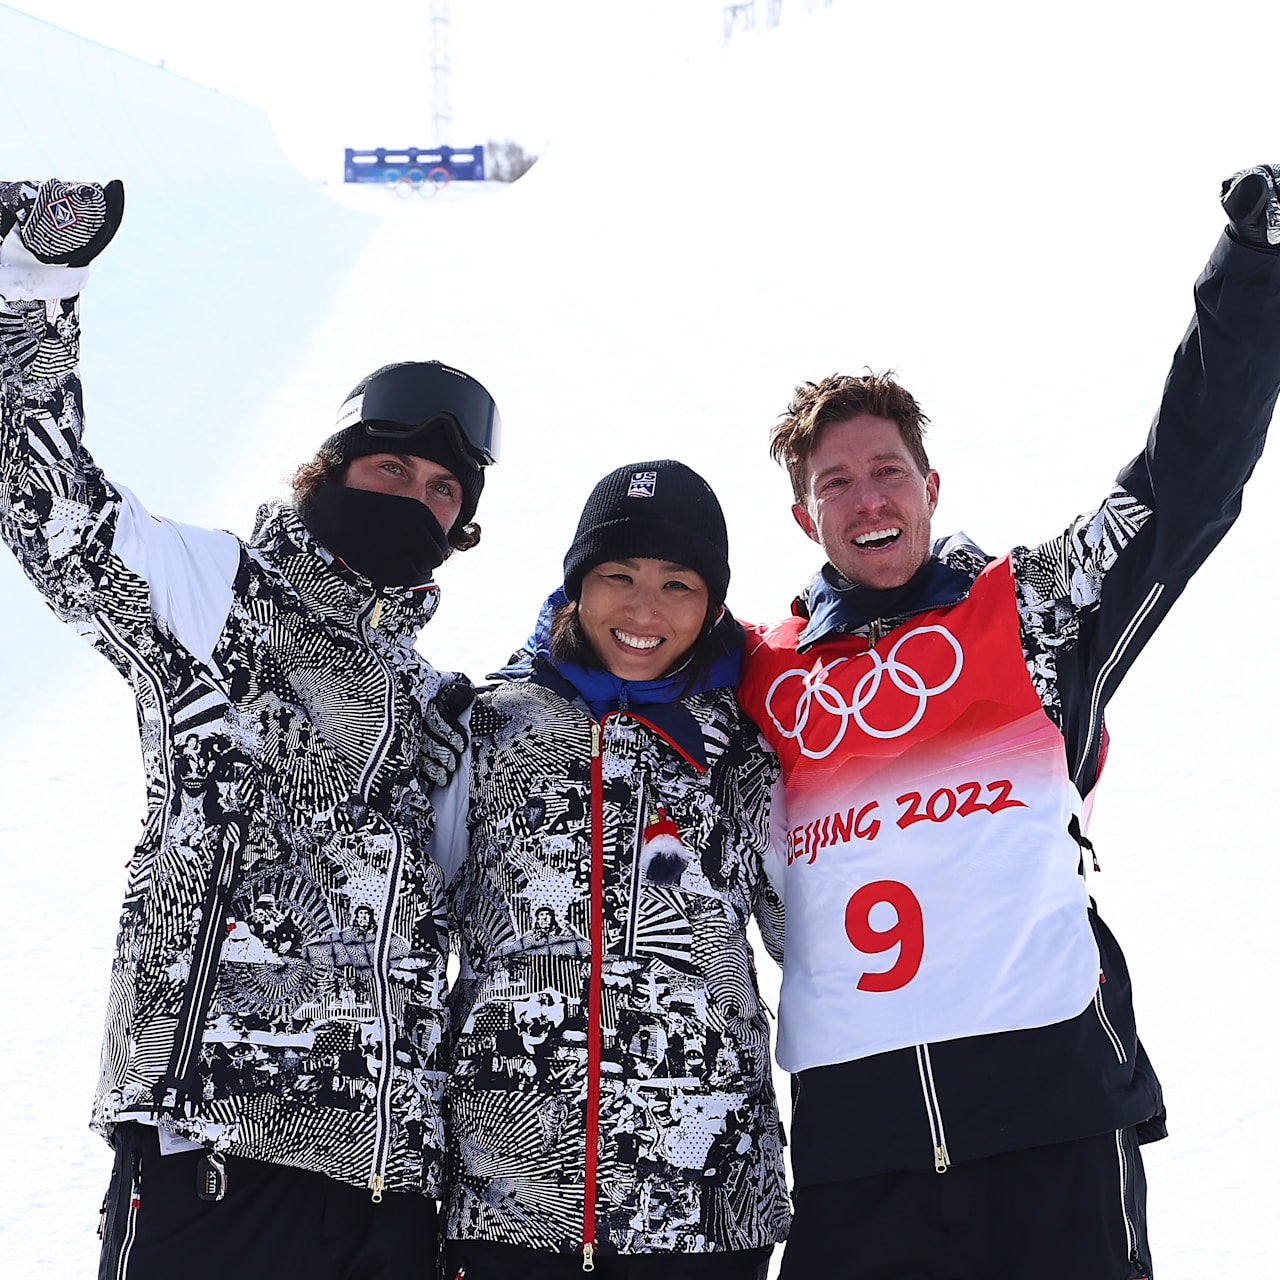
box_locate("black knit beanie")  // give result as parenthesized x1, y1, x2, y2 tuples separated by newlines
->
(563, 460, 730, 607)
(319, 363, 484, 531)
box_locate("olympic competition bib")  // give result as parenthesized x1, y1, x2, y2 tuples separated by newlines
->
(741, 557, 1100, 1072)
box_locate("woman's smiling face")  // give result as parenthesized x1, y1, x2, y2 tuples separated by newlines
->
(575, 557, 709, 681)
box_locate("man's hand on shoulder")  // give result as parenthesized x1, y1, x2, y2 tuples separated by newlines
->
(421, 673, 476, 789)
(1221, 165, 1280, 251)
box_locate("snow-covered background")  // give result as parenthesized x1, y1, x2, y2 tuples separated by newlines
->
(1, 2, 1277, 1274)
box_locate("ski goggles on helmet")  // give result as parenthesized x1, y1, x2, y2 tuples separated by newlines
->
(335, 361, 502, 470)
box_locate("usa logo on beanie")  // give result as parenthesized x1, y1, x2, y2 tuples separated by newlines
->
(562, 459, 730, 607)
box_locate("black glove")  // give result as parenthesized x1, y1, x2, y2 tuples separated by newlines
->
(421, 674, 476, 788)
(1221, 165, 1280, 252)
(0, 178, 125, 266)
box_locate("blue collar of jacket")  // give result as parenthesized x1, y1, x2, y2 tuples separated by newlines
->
(527, 612, 746, 769)
(797, 552, 975, 650)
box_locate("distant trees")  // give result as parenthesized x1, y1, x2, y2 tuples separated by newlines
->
(486, 139, 540, 183)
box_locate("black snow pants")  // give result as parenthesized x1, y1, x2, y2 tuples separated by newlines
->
(440, 1239, 774, 1280)
(779, 1127, 1152, 1280)
(98, 1123, 438, 1280)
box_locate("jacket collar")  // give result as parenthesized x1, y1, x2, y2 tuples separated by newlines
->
(527, 660, 713, 769)
(796, 532, 989, 649)
(522, 611, 748, 770)
(249, 500, 440, 643)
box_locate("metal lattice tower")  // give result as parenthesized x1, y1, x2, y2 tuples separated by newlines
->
(723, 2, 755, 46)
(429, 0, 453, 146)
(725, 1, 834, 45)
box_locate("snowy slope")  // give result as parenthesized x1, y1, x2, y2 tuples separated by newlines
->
(2, 2, 1278, 1275)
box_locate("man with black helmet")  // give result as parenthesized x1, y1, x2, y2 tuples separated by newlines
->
(295, 359, 500, 580)
(0, 180, 496, 1279)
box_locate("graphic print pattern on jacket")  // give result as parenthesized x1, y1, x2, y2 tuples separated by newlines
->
(0, 294, 452, 1196)
(738, 230, 1280, 1188)
(443, 672, 791, 1256)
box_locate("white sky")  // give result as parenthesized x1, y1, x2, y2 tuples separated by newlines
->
(1, 0, 738, 180)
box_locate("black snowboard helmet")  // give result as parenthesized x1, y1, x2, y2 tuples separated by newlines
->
(319, 360, 501, 531)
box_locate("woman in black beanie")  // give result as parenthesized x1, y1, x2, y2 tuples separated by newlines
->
(431, 461, 789, 1279)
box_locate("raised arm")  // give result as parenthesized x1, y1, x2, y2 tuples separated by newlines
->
(1017, 166, 1280, 791)
(0, 180, 239, 674)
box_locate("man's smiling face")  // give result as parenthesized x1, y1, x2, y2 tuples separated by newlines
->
(792, 413, 940, 590)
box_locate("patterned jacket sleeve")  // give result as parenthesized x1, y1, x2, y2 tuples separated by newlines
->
(753, 872, 785, 969)
(0, 293, 239, 676)
(1014, 233, 1280, 792)
(730, 717, 785, 966)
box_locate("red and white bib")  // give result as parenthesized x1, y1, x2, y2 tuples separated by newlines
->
(741, 557, 1099, 1072)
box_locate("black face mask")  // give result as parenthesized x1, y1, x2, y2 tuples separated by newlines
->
(298, 483, 450, 587)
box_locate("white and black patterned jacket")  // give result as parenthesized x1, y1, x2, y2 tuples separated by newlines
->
(431, 652, 791, 1258)
(0, 294, 452, 1197)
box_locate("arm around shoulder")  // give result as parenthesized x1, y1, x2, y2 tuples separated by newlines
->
(425, 728, 472, 888)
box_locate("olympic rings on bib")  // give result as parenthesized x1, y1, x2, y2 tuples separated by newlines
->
(764, 625, 965, 758)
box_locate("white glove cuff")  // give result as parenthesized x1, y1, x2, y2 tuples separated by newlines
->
(0, 235, 89, 300)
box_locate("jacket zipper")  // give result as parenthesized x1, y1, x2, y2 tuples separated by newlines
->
(356, 597, 397, 799)
(104, 1144, 144, 1280)
(1093, 986, 1128, 1063)
(165, 835, 244, 1103)
(582, 719, 604, 1271)
(1083, 583, 1163, 776)
(358, 595, 406, 1201)
(1113, 1128, 1142, 1267)
(96, 617, 233, 1110)
(366, 835, 406, 1202)
(914, 1044, 951, 1172)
